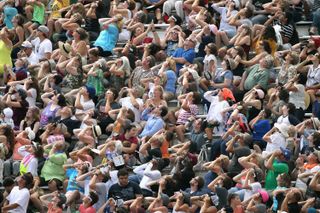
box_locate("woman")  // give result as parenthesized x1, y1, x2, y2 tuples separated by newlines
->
(40, 92, 66, 128)
(297, 53, 320, 103)
(145, 85, 168, 109)
(20, 107, 40, 136)
(227, 46, 246, 86)
(40, 191, 67, 213)
(5, 88, 28, 128)
(10, 14, 25, 60)
(107, 56, 132, 91)
(93, 14, 123, 57)
(158, 58, 177, 101)
(249, 108, 272, 150)
(225, 193, 244, 213)
(210, 58, 234, 89)
(253, 25, 278, 57)
(18, 143, 44, 177)
(241, 40, 271, 67)
(200, 43, 217, 92)
(61, 55, 84, 93)
(0, 27, 13, 85)
(267, 88, 289, 121)
(23, 77, 40, 107)
(243, 88, 265, 122)
(229, 25, 252, 57)
(79, 191, 99, 213)
(277, 51, 300, 85)
(87, 62, 105, 97)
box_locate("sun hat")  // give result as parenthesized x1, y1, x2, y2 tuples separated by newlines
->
(58, 41, 72, 58)
(37, 25, 49, 36)
(92, 125, 102, 139)
(274, 123, 289, 138)
(3, 107, 13, 118)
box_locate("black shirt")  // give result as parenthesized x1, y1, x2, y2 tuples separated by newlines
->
(108, 181, 142, 201)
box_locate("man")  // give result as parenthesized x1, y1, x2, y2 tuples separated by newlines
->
(108, 168, 142, 202)
(265, 148, 290, 190)
(28, 25, 52, 62)
(240, 54, 274, 92)
(2, 173, 33, 213)
(129, 55, 156, 89)
(19, 41, 38, 65)
(118, 88, 144, 123)
(139, 105, 168, 138)
(40, 141, 67, 192)
(172, 34, 196, 72)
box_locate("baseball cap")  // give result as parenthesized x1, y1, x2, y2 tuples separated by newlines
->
(160, 193, 170, 206)
(258, 189, 269, 203)
(37, 25, 49, 35)
(280, 147, 291, 161)
(84, 85, 96, 100)
(21, 41, 33, 48)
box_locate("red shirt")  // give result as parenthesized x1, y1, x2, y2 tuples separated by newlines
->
(47, 203, 62, 213)
(115, 134, 138, 145)
(79, 204, 96, 213)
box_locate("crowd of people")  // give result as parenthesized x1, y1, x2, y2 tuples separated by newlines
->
(0, 0, 319, 212)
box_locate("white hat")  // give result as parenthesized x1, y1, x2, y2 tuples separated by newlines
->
(25, 127, 35, 141)
(188, 68, 200, 82)
(274, 123, 289, 138)
(21, 41, 33, 48)
(92, 125, 102, 139)
(254, 88, 265, 99)
(3, 108, 13, 118)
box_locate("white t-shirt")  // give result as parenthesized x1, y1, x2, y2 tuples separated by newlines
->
(276, 115, 290, 125)
(133, 163, 161, 191)
(6, 186, 30, 213)
(27, 52, 39, 65)
(203, 93, 229, 123)
(243, 182, 262, 201)
(75, 96, 95, 115)
(203, 54, 217, 74)
(31, 37, 52, 61)
(289, 84, 306, 110)
(119, 97, 143, 122)
(15, 85, 36, 107)
(265, 132, 287, 154)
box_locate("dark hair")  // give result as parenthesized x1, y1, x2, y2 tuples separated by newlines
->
(17, 89, 27, 100)
(53, 74, 63, 85)
(33, 144, 44, 159)
(160, 106, 168, 117)
(234, 46, 246, 59)
(262, 26, 277, 41)
(57, 94, 67, 107)
(245, 4, 254, 18)
(262, 40, 272, 54)
(279, 89, 289, 102)
(76, 28, 88, 40)
(89, 191, 99, 206)
(287, 102, 296, 115)
(3, 177, 15, 187)
(117, 168, 129, 177)
(264, 108, 272, 119)
(147, 55, 156, 68)
(108, 88, 118, 100)
(125, 124, 136, 133)
(284, 10, 293, 24)
(228, 193, 240, 205)
(127, 0, 136, 10)
(23, 172, 34, 189)
(222, 176, 233, 190)
(196, 176, 204, 189)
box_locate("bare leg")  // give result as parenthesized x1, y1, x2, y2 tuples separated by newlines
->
(220, 31, 229, 47)
(30, 192, 45, 213)
(175, 125, 185, 142)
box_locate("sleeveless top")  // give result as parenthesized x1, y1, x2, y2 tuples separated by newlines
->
(0, 40, 12, 74)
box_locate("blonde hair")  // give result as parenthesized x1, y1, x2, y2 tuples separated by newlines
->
(166, 58, 176, 72)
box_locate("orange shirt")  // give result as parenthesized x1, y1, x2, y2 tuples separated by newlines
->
(48, 203, 62, 213)
(160, 139, 170, 159)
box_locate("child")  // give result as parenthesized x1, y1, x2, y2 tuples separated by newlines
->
(0, 108, 14, 128)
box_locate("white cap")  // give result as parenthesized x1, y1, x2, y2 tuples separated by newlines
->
(3, 108, 13, 118)
(21, 41, 33, 48)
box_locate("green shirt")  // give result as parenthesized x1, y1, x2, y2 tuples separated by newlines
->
(244, 64, 270, 91)
(41, 152, 67, 182)
(265, 160, 289, 190)
(87, 69, 105, 96)
(32, 3, 45, 24)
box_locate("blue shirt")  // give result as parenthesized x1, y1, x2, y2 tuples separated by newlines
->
(172, 47, 195, 73)
(4, 6, 17, 29)
(252, 119, 271, 141)
(139, 109, 164, 137)
(66, 168, 84, 193)
(165, 70, 176, 93)
(94, 23, 119, 52)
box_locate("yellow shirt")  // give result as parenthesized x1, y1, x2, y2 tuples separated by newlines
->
(50, 0, 70, 19)
(0, 40, 12, 74)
